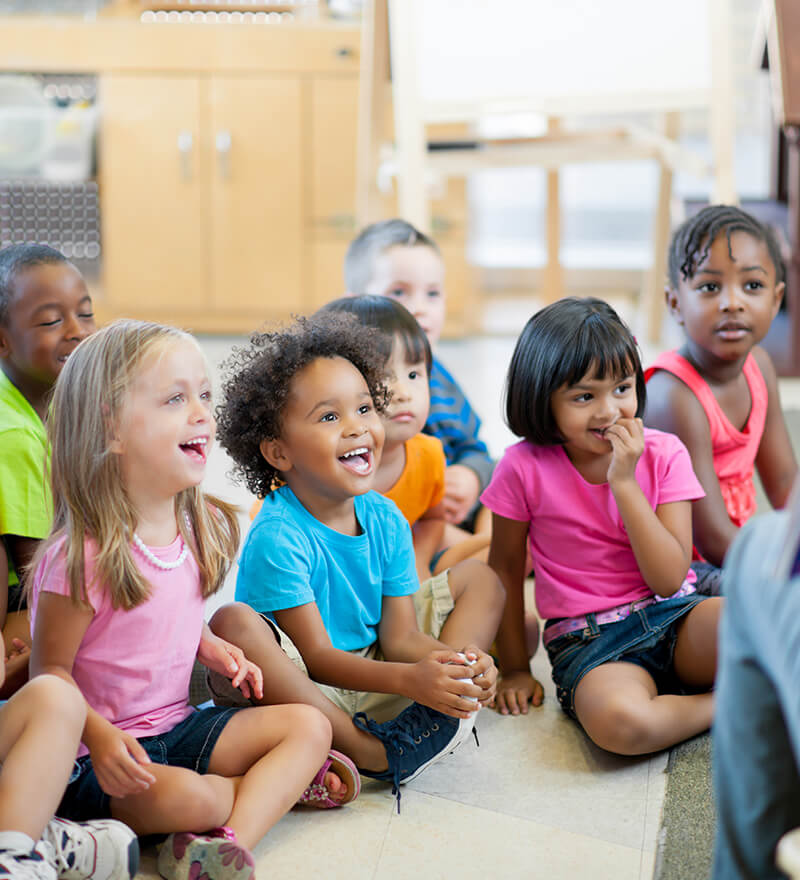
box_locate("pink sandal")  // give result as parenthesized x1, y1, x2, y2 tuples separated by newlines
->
(297, 749, 361, 809)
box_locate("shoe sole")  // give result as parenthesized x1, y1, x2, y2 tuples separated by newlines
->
(400, 714, 476, 785)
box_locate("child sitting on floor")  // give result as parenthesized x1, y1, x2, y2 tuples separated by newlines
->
(29, 320, 353, 880)
(207, 311, 503, 810)
(0, 244, 96, 695)
(321, 295, 490, 581)
(485, 297, 720, 756)
(645, 205, 797, 595)
(344, 219, 493, 534)
(0, 536, 140, 880)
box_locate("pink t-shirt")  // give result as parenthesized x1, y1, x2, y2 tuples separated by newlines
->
(481, 428, 705, 619)
(31, 534, 204, 757)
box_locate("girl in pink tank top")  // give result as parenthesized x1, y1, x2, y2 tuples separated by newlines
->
(645, 205, 797, 594)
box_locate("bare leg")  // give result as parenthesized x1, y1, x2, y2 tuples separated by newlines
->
(432, 531, 490, 575)
(437, 559, 505, 652)
(0, 675, 86, 839)
(205, 704, 332, 848)
(111, 765, 235, 836)
(208, 604, 389, 773)
(574, 662, 714, 755)
(672, 597, 722, 687)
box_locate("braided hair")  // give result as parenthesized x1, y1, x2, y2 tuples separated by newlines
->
(668, 204, 784, 288)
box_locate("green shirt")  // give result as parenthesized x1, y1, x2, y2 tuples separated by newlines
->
(0, 370, 51, 587)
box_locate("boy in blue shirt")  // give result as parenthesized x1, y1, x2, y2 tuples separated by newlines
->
(209, 312, 502, 808)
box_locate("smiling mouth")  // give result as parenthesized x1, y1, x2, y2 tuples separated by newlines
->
(180, 437, 208, 462)
(715, 322, 750, 337)
(339, 446, 373, 475)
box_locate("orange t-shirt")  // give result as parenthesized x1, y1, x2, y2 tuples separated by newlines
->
(384, 433, 446, 526)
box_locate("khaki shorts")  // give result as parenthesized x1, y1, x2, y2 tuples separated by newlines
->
(208, 570, 453, 723)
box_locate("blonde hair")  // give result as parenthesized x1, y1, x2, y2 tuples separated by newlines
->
(30, 319, 239, 610)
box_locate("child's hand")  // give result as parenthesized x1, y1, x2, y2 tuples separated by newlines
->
(404, 649, 482, 718)
(197, 633, 264, 701)
(89, 725, 156, 799)
(606, 417, 644, 485)
(460, 645, 498, 706)
(443, 465, 481, 524)
(491, 670, 544, 715)
(5, 637, 29, 661)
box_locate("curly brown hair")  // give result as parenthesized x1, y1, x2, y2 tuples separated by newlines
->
(217, 312, 390, 498)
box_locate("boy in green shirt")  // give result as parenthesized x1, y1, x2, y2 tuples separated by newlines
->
(0, 244, 95, 694)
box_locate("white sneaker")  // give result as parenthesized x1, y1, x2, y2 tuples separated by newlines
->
(0, 847, 57, 880)
(40, 819, 138, 880)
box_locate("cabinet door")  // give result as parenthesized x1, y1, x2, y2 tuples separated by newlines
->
(100, 74, 208, 314)
(208, 76, 303, 317)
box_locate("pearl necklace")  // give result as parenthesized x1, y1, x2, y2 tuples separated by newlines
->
(132, 532, 190, 571)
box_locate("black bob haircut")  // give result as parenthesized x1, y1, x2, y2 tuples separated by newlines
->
(0, 243, 69, 324)
(505, 296, 646, 446)
(216, 311, 390, 499)
(319, 295, 433, 376)
(668, 203, 785, 288)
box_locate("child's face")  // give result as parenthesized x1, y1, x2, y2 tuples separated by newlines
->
(382, 336, 430, 452)
(0, 263, 95, 388)
(363, 245, 446, 347)
(668, 231, 784, 362)
(551, 364, 638, 462)
(263, 356, 385, 506)
(111, 337, 214, 503)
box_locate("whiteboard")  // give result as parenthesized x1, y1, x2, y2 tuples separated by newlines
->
(412, 0, 713, 115)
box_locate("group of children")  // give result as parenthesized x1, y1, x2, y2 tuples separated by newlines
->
(0, 203, 794, 880)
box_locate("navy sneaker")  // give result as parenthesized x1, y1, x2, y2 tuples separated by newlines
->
(354, 702, 477, 811)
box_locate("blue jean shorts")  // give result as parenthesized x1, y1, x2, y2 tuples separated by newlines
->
(57, 705, 240, 822)
(544, 592, 708, 720)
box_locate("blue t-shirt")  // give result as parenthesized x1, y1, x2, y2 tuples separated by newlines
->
(235, 486, 418, 651)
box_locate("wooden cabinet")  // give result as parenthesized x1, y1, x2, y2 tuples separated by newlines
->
(101, 72, 303, 329)
(0, 14, 474, 335)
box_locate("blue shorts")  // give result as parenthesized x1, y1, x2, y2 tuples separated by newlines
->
(544, 592, 708, 719)
(57, 705, 240, 821)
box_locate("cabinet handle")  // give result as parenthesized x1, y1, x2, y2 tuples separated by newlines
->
(216, 130, 232, 180)
(177, 131, 193, 181)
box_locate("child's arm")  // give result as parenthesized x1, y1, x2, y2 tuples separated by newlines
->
(31, 592, 156, 797)
(197, 622, 264, 700)
(608, 419, 693, 595)
(753, 347, 798, 509)
(410, 517, 446, 583)
(488, 513, 544, 715)
(275, 602, 481, 718)
(645, 373, 737, 566)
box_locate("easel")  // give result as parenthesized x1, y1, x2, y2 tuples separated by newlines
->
(357, 0, 737, 343)
(764, 0, 800, 375)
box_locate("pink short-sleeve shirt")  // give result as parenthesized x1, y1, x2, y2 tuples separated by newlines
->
(31, 534, 204, 756)
(481, 428, 705, 619)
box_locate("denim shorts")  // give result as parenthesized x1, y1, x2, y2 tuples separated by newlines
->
(57, 705, 240, 821)
(544, 592, 708, 719)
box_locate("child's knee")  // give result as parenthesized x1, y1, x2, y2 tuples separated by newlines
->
(21, 674, 86, 731)
(284, 704, 332, 752)
(450, 559, 505, 606)
(209, 602, 272, 644)
(583, 698, 655, 755)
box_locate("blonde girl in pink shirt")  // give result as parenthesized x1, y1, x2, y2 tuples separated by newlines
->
(482, 298, 722, 756)
(28, 321, 359, 880)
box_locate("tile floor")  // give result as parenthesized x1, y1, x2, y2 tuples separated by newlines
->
(135, 295, 796, 879)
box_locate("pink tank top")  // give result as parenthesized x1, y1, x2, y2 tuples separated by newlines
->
(645, 350, 766, 529)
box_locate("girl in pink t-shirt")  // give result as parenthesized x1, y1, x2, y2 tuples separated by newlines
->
(482, 297, 722, 756)
(28, 321, 360, 880)
(645, 204, 797, 596)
